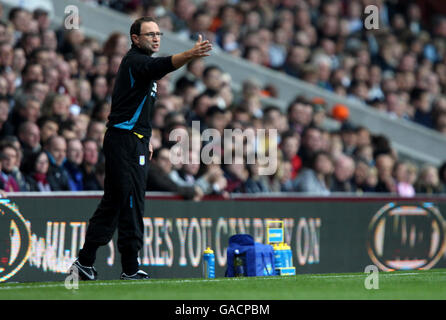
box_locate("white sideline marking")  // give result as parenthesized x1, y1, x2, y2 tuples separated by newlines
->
(0, 278, 244, 290)
(1, 272, 445, 291)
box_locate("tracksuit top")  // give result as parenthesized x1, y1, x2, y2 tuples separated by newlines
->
(107, 44, 176, 138)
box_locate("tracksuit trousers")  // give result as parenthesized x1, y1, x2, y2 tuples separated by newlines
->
(78, 127, 149, 274)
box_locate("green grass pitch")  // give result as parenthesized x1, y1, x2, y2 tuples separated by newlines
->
(1, 269, 445, 300)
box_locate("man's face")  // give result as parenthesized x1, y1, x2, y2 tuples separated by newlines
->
(83, 141, 98, 166)
(87, 122, 106, 146)
(156, 149, 172, 174)
(281, 137, 299, 160)
(21, 124, 40, 148)
(24, 100, 41, 122)
(49, 137, 66, 166)
(304, 129, 322, 152)
(133, 22, 161, 55)
(0, 101, 8, 122)
(203, 69, 222, 91)
(25, 65, 43, 83)
(67, 139, 84, 165)
(335, 158, 355, 182)
(2, 147, 17, 172)
(40, 121, 59, 143)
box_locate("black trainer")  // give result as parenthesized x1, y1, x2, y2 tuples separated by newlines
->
(120, 270, 150, 280)
(69, 259, 98, 281)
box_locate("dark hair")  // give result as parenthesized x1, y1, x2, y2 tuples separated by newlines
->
(310, 151, 331, 171)
(8, 7, 25, 22)
(192, 92, 210, 110)
(263, 105, 282, 116)
(30, 46, 50, 62)
(44, 135, 65, 149)
(22, 150, 47, 175)
(287, 95, 311, 115)
(91, 100, 110, 121)
(281, 130, 300, 143)
(192, 9, 209, 21)
(372, 135, 391, 158)
(152, 147, 168, 160)
(17, 121, 37, 135)
(301, 125, 321, 139)
(410, 87, 427, 102)
(242, 46, 261, 59)
(33, 8, 48, 19)
(0, 142, 18, 157)
(22, 62, 42, 77)
(174, 76, 196, 96)
(37, 115, 59, 128)
(59, 119, 76, 133)
(203, 65, 222, 79)
(129, 17, 157, 44)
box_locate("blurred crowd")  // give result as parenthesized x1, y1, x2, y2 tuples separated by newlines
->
(89, 0, 446, 135)
(0, 1, 444, 199)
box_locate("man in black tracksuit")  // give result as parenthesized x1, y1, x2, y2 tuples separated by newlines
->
(70, 17, 212, 280)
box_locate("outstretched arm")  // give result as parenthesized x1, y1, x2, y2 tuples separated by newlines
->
(171, 34, 212, 69)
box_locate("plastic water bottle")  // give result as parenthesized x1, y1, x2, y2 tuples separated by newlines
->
(284, 243, 293, 267)
(273, 243, 282, 268)
(234, 249, 245, 277)
(203, 247, 215, 279)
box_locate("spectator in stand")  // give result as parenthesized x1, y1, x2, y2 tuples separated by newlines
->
(85, 120, 106, 147)
(33, 8, 50, 34)
(76, 79, 94, 114)
(0, 143, 20, 191)
(330, 154, 355, 192)
(287, 96, 313, 135)
(91, 75, 109, 103)
(411, 88, 433, 128)
(415, 165, 443, 194)
(44, 135, 71, 191)
(375, 153, 397, 193)
(292, 151, 333, 195)
(394, 161, 416, 197)
(244, 162, 270, 193)
(339, 122, 358, 156)
(353, 159, 375, 193)
(169, 148, 227, 196)
(17, 121, 40, 161)
(37, 116, 59, 145)
(23, 150, 52, 191)
(9, 95, 41, 133)
(91, 100, 111, 123)
(204, 105, 228, 135)
(298, 126, 323, 168)
(223, 153, 249, 193)
(0, 98, 14, 138)
(81, 138, 101, 191)
(147, 147, 202, 200)
(279, 130, 302, 179)
(64, 138, 84, 191)
(186, 91, 215, 128)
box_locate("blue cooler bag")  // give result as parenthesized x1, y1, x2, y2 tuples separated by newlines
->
(225, 234, 275, 277)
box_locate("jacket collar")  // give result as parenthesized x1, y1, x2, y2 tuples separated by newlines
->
(130, 43, 152, 56)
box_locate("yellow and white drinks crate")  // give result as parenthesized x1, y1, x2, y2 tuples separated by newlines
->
(266, 220, 296, 276)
